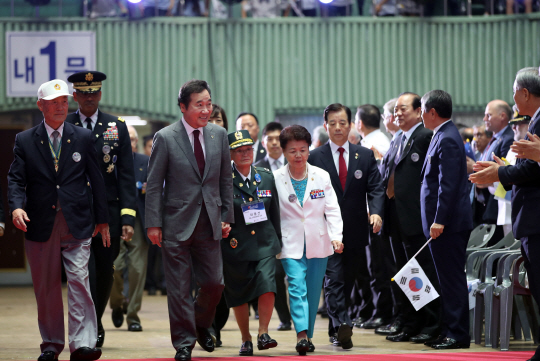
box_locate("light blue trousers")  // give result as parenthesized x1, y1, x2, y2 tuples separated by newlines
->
(281, 253, 328, 339)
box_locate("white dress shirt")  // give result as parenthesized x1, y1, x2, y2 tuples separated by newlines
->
(44, 121, 65, 141)
(328, 140, 349, 175)
(252, 139, 260, 160)
(360, 129, 391, 156)
(433, 119, 453, 136)
(77, 110, 99, 131)
(269, 154, 285, 172)
(182, 117, 206, 160)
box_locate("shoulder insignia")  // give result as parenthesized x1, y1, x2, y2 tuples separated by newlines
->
(117, 117, 125, 122)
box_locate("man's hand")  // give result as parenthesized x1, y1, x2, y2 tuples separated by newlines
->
(466, 156, 475, 174)
(12, 208, 30, 232)
(332, 240, 344, 254)
(370, 214, 382, 233)
(469, 156, 504, 184)
(0, 226, 4, 237)
(222, 222, 231, 239)
(371, 146, 383, 161)
(430, 223, 445, 239)
(122, 225, 134, 242)
(511, 132, 540, 162)
(93, 223, 111, 247)
(147, 227, 162, 247)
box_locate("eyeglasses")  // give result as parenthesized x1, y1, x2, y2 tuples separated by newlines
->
(233, 148, 253, 155)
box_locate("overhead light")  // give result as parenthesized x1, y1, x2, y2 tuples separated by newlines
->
(127, 0, 142, 3)
(319, 0, 334, 4)
(121, 116, 147, 126)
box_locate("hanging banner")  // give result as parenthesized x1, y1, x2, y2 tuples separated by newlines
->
(6, 31, 96, 97)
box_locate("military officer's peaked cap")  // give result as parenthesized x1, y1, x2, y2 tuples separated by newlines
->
(67, 71, 107, 93)
(509, 109, 531, 124)
(228, 130, 254, 150)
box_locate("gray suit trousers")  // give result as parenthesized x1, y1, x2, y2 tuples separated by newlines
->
(162, 205, 224, 350)
(25, 210, 97, 355)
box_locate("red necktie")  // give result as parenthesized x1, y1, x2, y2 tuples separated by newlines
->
(338, 147, 347, 191)
(193, 129, 205, 177)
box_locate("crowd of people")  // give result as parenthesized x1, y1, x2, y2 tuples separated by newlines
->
(3, 66, 540, 361)
(88, 0, 538, 19)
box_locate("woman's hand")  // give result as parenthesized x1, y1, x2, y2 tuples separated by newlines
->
(332, 240, 344, 254)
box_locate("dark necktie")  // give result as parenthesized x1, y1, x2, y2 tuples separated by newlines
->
(193, 129, 205, 177)
(395, 135, 407, 163)
(338, 147, 347, 191)
(85, 118, 93, 130)
(52, 130, 60, 154)
(245, 178, 250, 188)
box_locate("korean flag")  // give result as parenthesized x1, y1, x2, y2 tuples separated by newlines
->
(393, 258, 439, 311)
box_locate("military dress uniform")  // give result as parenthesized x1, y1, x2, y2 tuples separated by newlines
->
(65, 71, 136, 347)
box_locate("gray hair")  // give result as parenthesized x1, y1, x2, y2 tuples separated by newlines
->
(383, 98, 398, 114)
(313, 125, 329, 145)
(515, 67, 540, 97)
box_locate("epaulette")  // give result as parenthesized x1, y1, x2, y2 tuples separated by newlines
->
(117, 117, 125, 122)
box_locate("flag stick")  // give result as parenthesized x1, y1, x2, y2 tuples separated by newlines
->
(411, 237, 433, 261)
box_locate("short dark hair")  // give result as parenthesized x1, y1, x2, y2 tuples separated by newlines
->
(421, 90, 453, 119)
(399, 92, 422, 110)
(143, 134, 154, 146)
(356, 104, 381, 129)
(324, 103, 352, 124)
(210, 104, 228, 129)
(262, 121, 283, 137)
(177, 80, 211, 108)
(280, 125, 312, 150)
(236, 112, 259, 125)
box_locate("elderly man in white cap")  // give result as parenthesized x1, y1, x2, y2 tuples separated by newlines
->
(7, 79, 110, 361)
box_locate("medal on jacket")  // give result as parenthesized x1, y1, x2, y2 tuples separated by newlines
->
(254, 173, 261, 183)
(230, 238, 238, 248)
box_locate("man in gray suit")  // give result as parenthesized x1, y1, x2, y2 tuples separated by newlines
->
(145, 80, 234, 361)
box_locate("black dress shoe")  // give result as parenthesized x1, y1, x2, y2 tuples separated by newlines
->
(38, 351, 58, 361)
(161, 288, 167, 296)
(352, 317, 367, 328)
(337, 323, 353, 349)
(174, 347, 191, 361)
(424, 334, 445, 346)
(196, 327, 215, 352)
(374, 320, 402, 336)
(70, 347, 102, 361)
(431, 337, 470, 349)
(296, 339, 310, 356)
(308, 340, 315, 352)
(359, 317, 387, 329)
(239, 340, 253, 356)
(96, 330, 105, 348)
(277, 322, 292, 331)
(329, 334, 340, 346)
(257, 333, 278, 350)
(215, 339, 222, 347)
(147, 288, 157, 296)
(112, 307, 123, 328)
(386, 331, 412, 342)
(128, 323, 143, 332)
(410, 333, 437, 343)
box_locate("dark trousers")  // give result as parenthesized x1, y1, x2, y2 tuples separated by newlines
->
(520, 235, 540, 357)
(274, 257, 292, 324)
(89, 234, 121, 332)
(146, 244, 166, 291)
(162, 206, 224, 349)
(211, 293, 229, 342)
(429, 230, 470, 344)
(367, 230, 395, 321)
(325, 245, 370, 335)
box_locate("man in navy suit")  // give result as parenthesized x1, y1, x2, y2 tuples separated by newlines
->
(308, 103, 385, 349)
(7, 79, 110, 361)
(474, 100, 514, 244)
(420, 89, 472, 349)
(470, 67, 540, 361)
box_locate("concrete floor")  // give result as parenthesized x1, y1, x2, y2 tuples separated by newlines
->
(0, 286, 536, 360)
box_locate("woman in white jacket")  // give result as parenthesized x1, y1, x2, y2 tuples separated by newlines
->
(274, 125, 344, 355)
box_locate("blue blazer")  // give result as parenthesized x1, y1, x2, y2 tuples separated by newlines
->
(133, 151, 150, 243)
(7, 121, 109, 242)
(420, 121, 473, 238)
(498, 112, 540, 239)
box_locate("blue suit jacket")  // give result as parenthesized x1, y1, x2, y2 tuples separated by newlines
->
(133, 152, 150, 243)
(498, 111, 540, 239)
(7, 121, 109, 242)
(308, 142, 385, 248)
(420, 121, 473, 238)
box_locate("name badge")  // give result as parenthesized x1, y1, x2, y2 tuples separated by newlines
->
(310, 189, 325, 199)
(241, 201, 268, 225)
(257, 190, 272, 198)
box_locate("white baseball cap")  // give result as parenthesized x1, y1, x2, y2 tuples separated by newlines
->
(37, 79, 72, 100)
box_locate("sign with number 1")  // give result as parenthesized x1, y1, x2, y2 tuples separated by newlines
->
(6, 31, 96, 97)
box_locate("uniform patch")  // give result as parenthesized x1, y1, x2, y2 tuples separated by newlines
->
(257, 190, 272, 198)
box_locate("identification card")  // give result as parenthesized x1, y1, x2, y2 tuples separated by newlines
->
(310, 189, 325, 199)
(241, 201, 268, 225)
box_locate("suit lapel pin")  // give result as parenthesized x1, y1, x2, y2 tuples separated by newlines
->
(260, 149, 264, 153)
(311, 178, 314, 181)
(41, 140, 43, 144)
(139, 168, 143, 171)
(355, 153, 358, 159)
(75, 122, 80, 126)
(211, 135, 214, 139)
(67, 139, 71, 143)
(99, 122, 103, 126)
(239, 183, 243, 187)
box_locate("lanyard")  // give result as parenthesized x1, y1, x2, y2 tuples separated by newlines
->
(48, 138, 62, 172)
